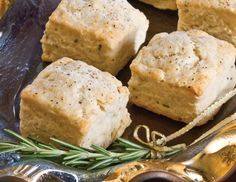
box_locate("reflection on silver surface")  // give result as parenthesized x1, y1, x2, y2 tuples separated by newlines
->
(0, 164, 79, 182)
(104, 115, 236, 182)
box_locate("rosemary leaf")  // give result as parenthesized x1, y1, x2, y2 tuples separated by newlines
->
(63, 153, 83, 160)
(116, 138, 145, 149)
(4, 129, 37, 148)
(0, 147, 24, 154)
(0, 129, 152, 170)
(64, 160, 90, 166)
(63, 157, 85, 165)
(119, 150, 148, 161)
(51, 138, 85, 151)
(37, 143, 56, 150)
(87, 158, 114, 170)
(91, 145, 111, 156)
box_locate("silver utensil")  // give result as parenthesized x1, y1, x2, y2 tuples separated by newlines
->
(104, 114, 236, 182)
(0, 164, 79, 182)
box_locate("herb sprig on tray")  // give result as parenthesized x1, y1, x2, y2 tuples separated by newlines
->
(0, 128, 185, 170)
(0, 129, 152, 170)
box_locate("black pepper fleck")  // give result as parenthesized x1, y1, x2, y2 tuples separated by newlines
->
(98, 44, 102, 51)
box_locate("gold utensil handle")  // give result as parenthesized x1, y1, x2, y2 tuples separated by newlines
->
(104, 115, 236, 182)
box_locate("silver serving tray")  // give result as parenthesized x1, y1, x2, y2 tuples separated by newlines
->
(0, 0, 236, 181)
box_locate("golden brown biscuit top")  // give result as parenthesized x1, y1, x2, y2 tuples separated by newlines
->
(49, 0, 148, 47)
(21, 57, 129, 120)
(130, 30, 236, 96)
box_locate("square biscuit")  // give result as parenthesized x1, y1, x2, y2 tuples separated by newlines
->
(20, 57, 131, 148)
(129, 30, 236, 125)
(177, 0, 236, 47)
(41, 0, 149, 75)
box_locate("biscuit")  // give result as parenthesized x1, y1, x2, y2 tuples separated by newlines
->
(41, 0, 149, 75)
(129, 30, 236, 125)
(177, 0, 236, 47)
(20, 57, 131, 148)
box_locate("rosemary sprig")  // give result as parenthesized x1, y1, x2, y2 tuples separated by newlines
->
(0, 129, 151, 170)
